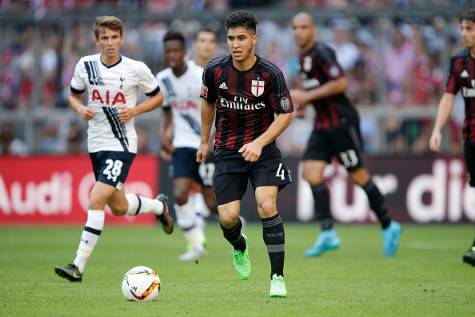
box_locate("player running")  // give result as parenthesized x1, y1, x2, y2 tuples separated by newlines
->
(157, 31, 217, 261)
(430, 8, 475, 267)
(197, 10, 293, 298)
(290, 13, 401, 257)
(55, 16, 173, 282)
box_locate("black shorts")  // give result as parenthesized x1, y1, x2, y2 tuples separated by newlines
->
(303, 125, 364, 171)
(464, 142, 475, 187)
(89, 151, 136, 189)
(170, 147, 214, 187)
(213, 143, 292, 205)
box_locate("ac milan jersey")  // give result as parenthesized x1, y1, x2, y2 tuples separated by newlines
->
(156, 61, 202, 149)
(201, 55, 293, 150)
(298, 42, 358, 129)
(445, 48, 475, 142)
(71, 54, 160, 153)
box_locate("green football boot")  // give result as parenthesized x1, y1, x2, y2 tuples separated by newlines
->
(269, 274, 287, 298)
(232, 235, 251, 280)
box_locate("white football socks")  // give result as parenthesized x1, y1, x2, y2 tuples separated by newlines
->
(73, 210, 105, 273)
(175, 201, 206, 248)
(125, 193, 164, 216)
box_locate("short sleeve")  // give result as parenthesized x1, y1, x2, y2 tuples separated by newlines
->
(318, 46, 345, 80)
(156, 76, 170, 109)
(137, 62, 160, 96)
(70, 60, 86, 94)
(445, 57, 460, 94)
(200, 64, 217, 102)
(268, 70, 294, 114)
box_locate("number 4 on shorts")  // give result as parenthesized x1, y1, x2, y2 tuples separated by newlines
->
(276, 163, 285, 180)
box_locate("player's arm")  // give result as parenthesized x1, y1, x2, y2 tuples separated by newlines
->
(197, 98, 216, 163)
(430, 55, 460, 153)
(429, 93, 456, 152)
(69, 59, 94, 120)
(68, 91, 95, 121)
(239, 113, 292, 162)
(118, 91, 164, 123)
(159, 107, 174, 158)
(294, 76, 347, 106)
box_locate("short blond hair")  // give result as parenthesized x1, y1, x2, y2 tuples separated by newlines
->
(94, 16, 123, 39)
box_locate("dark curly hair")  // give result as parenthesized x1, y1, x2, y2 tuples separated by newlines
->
(460, 8, 475, 23)
(163, 31, 185, 47)
(225, 10, 258, 33)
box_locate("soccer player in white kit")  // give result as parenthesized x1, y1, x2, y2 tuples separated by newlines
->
(157, 31, 217, 261)
(55, 16, 174, 282)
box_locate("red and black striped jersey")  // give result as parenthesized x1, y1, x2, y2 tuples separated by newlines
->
(445, 48, 475, 142)
(298, 42, 359, 130)
(201, 55, 293, 150)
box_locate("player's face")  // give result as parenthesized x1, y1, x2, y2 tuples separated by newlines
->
(195, 32, 217, 62)
(460, 20, 475, 49)
(227, 27, 256, 63)
(96, 28, 123, 60)
(292, 17, 315, 49)
(164, 41, 186, 70)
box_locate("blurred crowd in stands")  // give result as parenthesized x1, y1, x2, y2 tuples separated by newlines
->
(0, 1, 472, 156)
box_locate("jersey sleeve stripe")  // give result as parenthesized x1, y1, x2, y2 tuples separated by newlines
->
(70, 86, 86, 94)
(145, 85, 160, 96)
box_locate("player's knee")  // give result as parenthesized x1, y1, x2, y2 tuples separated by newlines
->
(258, 197, 277, 216)
(110, 204, 128, 216)
(205, 198, 218, 214)
(219, 212, 239, 228)
(173, 189, 189, 206)
(349, 168, 370, 186)
(302, 167, 322, 184)
(88, 194, 107, 210)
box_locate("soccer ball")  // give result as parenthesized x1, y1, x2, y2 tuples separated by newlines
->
(121, 266, 161, 301)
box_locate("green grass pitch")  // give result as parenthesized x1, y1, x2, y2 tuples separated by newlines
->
(0, 224, 474, 317)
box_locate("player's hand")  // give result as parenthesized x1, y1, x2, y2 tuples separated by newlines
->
(239, 140, 262, 162)
(290, 89, 309, 109)
(79, 106, 95, 121)
(117, 106, 136, 123)
(196, 142, 209, 163)
(429, 130, 442, 153)
(159, 150, 172, 161)
(159, 134, 174, 156)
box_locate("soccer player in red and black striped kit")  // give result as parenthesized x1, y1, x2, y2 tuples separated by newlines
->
(197, 10, 293, 297)
(290, 13, 401, 257)
(430, 8, 475, 267)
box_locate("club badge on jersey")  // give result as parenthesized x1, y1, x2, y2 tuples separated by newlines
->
(251, 79, 265, 97)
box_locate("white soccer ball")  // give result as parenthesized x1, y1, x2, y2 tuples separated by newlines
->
(121, 266, 161, 301)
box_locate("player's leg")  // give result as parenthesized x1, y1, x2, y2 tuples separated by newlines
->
(255, 186, 287, 298)
(302, 129, 341, 256)
(250, 145, 291, 297)
(56, 151, 134, 281)
(106, 186, 173, 233)
(173, 177, 207, 261)
(462, 142, 475, 266)
(171, 148, 207, 260)
(55, 181, 115, 282)
(337, 125, 401, 256)
(214, 171, 250, 279)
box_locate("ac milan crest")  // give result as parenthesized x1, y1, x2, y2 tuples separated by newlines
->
(251, 80, 265, 97)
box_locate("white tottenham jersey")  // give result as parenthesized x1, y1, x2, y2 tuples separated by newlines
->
(156, 60, 202, 149)
(71, 54, 160, 153)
